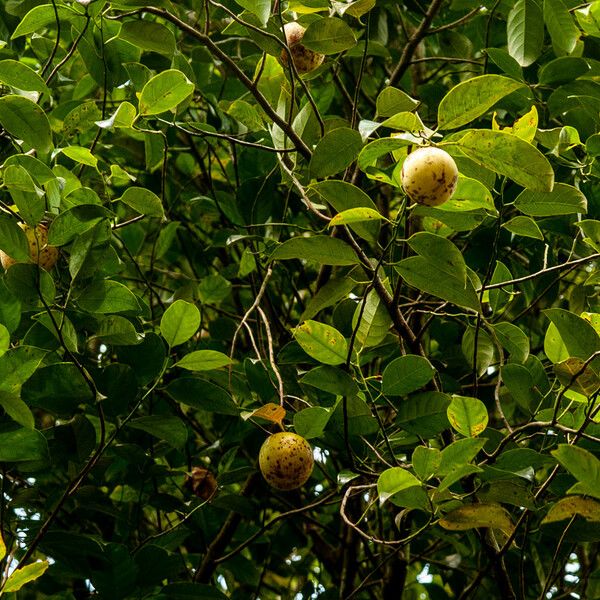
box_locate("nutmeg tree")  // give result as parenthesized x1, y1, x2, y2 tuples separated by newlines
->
(0, 1, 599, 599)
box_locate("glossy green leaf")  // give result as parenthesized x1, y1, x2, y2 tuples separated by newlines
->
(377, 467, 422, 505)
(11, 4, 75, 39)
(0, 60, 47, 92)
(118, 186, 165, 218)
(294, 320, 348, 365)
(514, 183, 586, 216)
(118, 20, 176, 55)
(139, 70, 194, 116)
(382, 355, 435, 396)
(309, 127, 363, 178)
(0, 95, 52, 153)
(128, 415, 188, 449)
(502, 216, 544, 239)
(161, 300, 200, 348)
(437, 75, 524, 130)
(302, 18, 356, 54)
(457, 130, 554, 192)
(396, 256, 481, 312)
(376, 87, 419, 117)
(0, 427, 48, 462)
(447, 395, 489, 437)
(174, 350, 233, 371)
(544, 0, 579, 54)
(507, 0, 544, 66)
(271, 236, 359, 266)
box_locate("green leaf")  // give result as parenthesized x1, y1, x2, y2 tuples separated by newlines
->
(0, 95, 53, 154)
(139, 70, 194, 116)
(396, 257, 480, 312)
(457, 130, 554, 192)
(376, 88, 419, 117)
(329, 207, 385, 227)
(5, 264, 55, 307)
(407, 232, 467, 283)
(309, 180, 381, 242)
(301, 277, 356, 321)
(437, 75, 525, 130)
(544, 0, 580, 54)
(492, 322, 530, 363)
(302, 18, 356, 54)
(161, 300, 200, 348)
(502, 216, 544, 239)
(128, 415, 188, 449)
(554, 357, 600, 397)
(412, 446, 441, 481)
(294, 406, 332, 439)
(377, 467, 422, 505)
(440, 176, 496, 213)
(235, 0, 271, 25)
(95, 316, 144, 346)
(118, 186, 165, 218)
(507, 0, 544, 67)
(271, 236, 359, 266)
(310, 127, 363, 178)
(300, 365, 358, 396)
(166, 378, 239, 415)
(0, 427, 48, 462)
(462, 327, 494, 376)
(553, 444, 600, 500)
(3, 561, 49, 593)
(0, 215, 30, 262)
(357, 138, 411, 170)
(382, 355, 435, 396)
(576, 3, 600, 37)
(3, 165, 44, 225)
(396, 391, 451, 438)
(440, 503, 514, 535)
(118, 20, 176, 55)
(447, 396, 489, 437)
(352, 288, 392, 348)
(0, 60, 48, 93)
(0, 324, 8, 359)
(514, 183, 586, 216)
(48, 205, 111, 246)
(174, 350, 233, 371)
(77, 280, 142, 315)
(501, 363, 542, 412)
(544, 308, 600, 364)
(11, 4, 75, 39)
(294, 320, 348, 365)
(543, 497, 600, 524)
(0, 390, 34, 429)
(438, 437, 486, 476)
(61, 146, 98, 168)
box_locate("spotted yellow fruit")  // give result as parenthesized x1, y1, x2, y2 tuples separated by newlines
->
(281, 22, 325, 75)
(401, 147, 459, 207)
(259, 432, 314, 491)
(0, 223, 58, 271)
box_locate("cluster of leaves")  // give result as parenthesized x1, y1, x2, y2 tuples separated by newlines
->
(0, 0, 599, 598)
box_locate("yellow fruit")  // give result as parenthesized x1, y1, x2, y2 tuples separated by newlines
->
(259, 432, 314, 491)
(281, 22, 325, 75)
(0, 223, 58, 271)
(400, 147, 459, 207)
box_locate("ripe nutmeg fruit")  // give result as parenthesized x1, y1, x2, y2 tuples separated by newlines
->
(281, 22, 325, 75)
(0, 223, 59, 271)
(259, 431, 314, 491)
(400, 146, 459, 207)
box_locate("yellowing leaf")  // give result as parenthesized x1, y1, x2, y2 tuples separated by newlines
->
(246, 403, 286, 427)
(439, 503, 514, 536)
(543, 496, 600, 524)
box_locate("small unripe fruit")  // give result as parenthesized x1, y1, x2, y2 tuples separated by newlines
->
(259, 432, 314, 491)
(0, 223, 58, 271)
(281, 22, 325, 75)
(401, 147, 459, 207)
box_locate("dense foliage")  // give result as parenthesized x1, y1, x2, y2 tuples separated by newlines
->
(0, 0, 599, 598)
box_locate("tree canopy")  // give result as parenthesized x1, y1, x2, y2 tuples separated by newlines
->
(0, 0, 599, 598)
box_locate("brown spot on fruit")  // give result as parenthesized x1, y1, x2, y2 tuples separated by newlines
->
(0, 222, 59, 271)
(400, 147, 459, 207)
(280, 22, 325, 75)
(259, 432, 314, 491)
